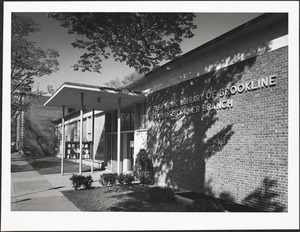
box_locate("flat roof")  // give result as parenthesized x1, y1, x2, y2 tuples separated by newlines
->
(44, 82, 146, 111)
(125, 13, 287, 90)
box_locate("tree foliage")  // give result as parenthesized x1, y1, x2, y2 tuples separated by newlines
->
(11, 14, 60, 118)
(104, 70, 144, 88)
(49, 13, 196, 74)
(46, 85, 57, 96)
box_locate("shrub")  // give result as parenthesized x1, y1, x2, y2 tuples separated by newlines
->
(70, 174, 93, 191)
(147, 187, 175, 204)
(124, 173, 134, 185)
(82, 175, 93, 189)
(100, 173, 118, 186)
(133, 149, 155, 185)
(137, 172, 155, 185)
(117, 173, 126, 186)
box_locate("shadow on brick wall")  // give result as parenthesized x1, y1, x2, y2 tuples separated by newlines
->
(205, 176, 286, 212)
(145, 28, 283, 199)
(23, 117, 54, 157)
(241, 177, 286, 212)
(147, 56, 259, 193)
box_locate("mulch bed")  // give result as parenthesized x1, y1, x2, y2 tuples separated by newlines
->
(61, 185, 187, 212)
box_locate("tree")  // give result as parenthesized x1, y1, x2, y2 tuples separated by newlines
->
(49, 13, 196, 74)
(46, 85, 57, 96)
(104, 70, 144, 88)
(11, 14, 60, 118)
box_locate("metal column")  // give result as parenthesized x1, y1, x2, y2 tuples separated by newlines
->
(117, 97, 121, 174)
(61, 105, 65, 175)
(91, 108, 95, 173)
(79, 93, 84, 175)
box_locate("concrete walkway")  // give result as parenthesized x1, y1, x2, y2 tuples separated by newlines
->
(11, 152, 80, 211)
(43, 170, 104, 192)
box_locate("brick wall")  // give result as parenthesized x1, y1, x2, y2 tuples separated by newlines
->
(147, 46, 288, 212)
(23, 96, 62, 156)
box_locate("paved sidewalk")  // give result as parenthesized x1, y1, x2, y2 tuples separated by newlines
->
(43, 168, 107, 192)
(11, 152, 80, 211)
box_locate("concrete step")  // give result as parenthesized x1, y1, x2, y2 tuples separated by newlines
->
(174, 189, 264, 212)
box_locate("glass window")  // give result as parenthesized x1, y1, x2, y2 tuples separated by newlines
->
(70, 122, 77, 141)
(107, 105, 135, 132)
(67, 108, 76, 113)
(121, 105, 135, 131)
(137, 101, 147, 129)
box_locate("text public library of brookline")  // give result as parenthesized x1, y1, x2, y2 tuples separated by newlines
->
(45, 13, 288, 212)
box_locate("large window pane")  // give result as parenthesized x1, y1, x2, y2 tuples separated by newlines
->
(107, 106, 135, 132)
(137, 101, 147, 129)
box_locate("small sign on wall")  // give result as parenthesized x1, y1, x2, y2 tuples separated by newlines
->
(130, 141, 134, 147)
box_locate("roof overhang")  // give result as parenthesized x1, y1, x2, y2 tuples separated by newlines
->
(44, 82, 146, 111)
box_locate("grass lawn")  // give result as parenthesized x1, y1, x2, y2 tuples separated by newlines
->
(27, 156, 92, 175)
(61, 185, 188, 212)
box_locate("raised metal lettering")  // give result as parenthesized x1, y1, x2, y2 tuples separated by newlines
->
(230, 86, 237, 95)
(269, 75, 277, 86)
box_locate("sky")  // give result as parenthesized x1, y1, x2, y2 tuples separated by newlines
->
(18, 12, 262, 93)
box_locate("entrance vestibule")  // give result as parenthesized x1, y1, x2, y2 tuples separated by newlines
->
(107, 132, 134, 172)
(105, 102, 147, 173)
(106, 105, 135, 172)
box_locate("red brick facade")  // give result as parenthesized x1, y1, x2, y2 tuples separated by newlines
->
(147, 46, 288, 212)
(18, 96, 62, 156)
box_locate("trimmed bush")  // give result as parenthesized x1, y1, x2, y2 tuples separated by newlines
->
(133, 149, 155, 185)
(147, 187, 175, 204)
(82, 175, 93, 189)
(117, 173, 126, 186)
(124, 173, 134, 185)
(100, 173, 118, 186)
(70, 174, 93, 191)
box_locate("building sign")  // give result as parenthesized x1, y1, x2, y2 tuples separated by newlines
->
(151, 75, 276, 120)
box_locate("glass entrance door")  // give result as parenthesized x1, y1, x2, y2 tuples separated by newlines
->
(107, 132, 134, 172)
(106, 105, 135, 172)
(123, 132, 134, 172)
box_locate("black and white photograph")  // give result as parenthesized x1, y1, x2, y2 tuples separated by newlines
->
(1, 1, 299, 231)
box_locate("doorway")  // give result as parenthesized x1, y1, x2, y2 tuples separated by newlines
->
(107, 131, 134, 173)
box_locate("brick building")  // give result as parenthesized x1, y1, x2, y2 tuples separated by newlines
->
(47, 13, 288, 211)
(15, 95, 62, 157)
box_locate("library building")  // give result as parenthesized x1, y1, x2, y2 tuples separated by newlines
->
(45, 13, 288, 212)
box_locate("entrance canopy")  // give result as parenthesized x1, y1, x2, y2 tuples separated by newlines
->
(44, 82, 146, 111)
(44, 82, 146, 175)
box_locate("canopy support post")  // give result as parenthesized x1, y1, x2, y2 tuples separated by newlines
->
(91, 108, 95, 173)
(133, 103, 138, 167)
(117, 97, 121, 174)
(61, 105, 65, 176)
(79, 93, 84, 175)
